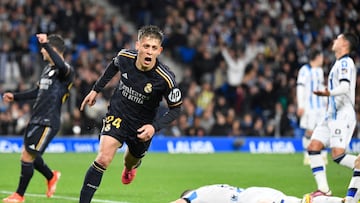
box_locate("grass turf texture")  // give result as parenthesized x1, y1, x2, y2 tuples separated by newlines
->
(0, 152, 351, 203)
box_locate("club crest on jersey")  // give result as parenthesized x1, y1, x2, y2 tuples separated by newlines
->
(144, 83, 152, 93)
(49, 70, 55, 77)
(341, 60, 348, 67)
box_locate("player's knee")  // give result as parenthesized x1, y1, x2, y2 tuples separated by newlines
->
(307, 140, 323, 151)
(95, 155, 113, 168)
(21, 148, 36, 162)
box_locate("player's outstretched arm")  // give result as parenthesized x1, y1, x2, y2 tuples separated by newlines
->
(80, 90, 98, 111)
(313, 88, 330, 96)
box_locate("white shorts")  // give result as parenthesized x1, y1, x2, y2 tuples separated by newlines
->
(299, 109, 325, 131)
(311, 111, 356, 148)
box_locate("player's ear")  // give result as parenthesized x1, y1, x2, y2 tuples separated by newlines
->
(135, 41, 140, 50)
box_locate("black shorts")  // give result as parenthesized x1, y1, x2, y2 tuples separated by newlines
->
(100, 114, 152, 158)
(24, 124, 57, 155)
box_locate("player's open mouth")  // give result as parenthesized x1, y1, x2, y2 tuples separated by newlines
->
(144, 57, 152, 65)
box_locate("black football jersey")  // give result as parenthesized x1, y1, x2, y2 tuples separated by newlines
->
(93, 49, 182, 131)
(30, 63, 74, 129)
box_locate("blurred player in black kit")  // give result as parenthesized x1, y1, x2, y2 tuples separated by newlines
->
(79, 25, 183, 203)
(2, 33, 74, 203)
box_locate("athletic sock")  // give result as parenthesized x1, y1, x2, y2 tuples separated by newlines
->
(309, 151, 330, 192)
(16, 161, 34, 196)
(33, 155, 53, 180)
(79, 161, 106, 203)
(312, 196, 343, 203)
(345, 169, 360, 202)
(334, 153, 357, 169)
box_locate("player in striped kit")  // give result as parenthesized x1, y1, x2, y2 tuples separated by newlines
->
(296, 49, 327, 165)
(306, 32, 359, 198)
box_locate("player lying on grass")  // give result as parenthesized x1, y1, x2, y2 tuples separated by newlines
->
(169, 184, 348, 203)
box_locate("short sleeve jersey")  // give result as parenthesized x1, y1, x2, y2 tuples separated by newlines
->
(106, 49, 182, 130)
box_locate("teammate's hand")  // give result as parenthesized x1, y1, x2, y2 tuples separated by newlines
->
(296, 108, 304, 117)
(2, 92, 14, 103)
(36, 33, 48, 44)
(137, 124, 155, 142)
(80, 90, 98, 111)
(313, 88, 330, 96)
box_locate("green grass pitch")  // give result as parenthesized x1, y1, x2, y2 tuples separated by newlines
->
(0, 152, 352, 203)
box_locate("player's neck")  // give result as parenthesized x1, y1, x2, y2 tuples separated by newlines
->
(335, 49, 349, 60)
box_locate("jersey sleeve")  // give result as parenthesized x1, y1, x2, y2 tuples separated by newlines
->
(338, 59, 352, 82)
(156, 66, 182, 108)
(296, 66, 308, 86)
(151, 66, 183, 131)
(93, 58, 119, 93)
(42, 43, 70, 77)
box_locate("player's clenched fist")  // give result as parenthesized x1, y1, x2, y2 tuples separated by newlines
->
(2, 92, 14, 103)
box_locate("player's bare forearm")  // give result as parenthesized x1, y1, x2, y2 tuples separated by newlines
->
(313, 88, 330, 96)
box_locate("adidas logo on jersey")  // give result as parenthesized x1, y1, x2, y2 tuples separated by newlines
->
(122, 73, 128, 79)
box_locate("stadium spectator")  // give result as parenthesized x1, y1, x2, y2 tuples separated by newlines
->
(306, 33, 359, 198)
(2, 34, 74, 203)
(78, 25, 182, 203)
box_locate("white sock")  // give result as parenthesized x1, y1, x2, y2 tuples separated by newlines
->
(338, 154, 357, 169)
(346, 169, 360, 202)
(309, 153, 330, 192)
(313, 196, 343, 203)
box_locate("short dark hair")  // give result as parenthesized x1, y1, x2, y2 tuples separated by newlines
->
(308, 49, 322, 61)
(137, 25, 164, 43)
(180, 189, 193, 198)
(343, 32, 359, 52)
(48, 34, 65, 53)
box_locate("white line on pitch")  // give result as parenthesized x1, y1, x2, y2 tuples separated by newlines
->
(0, 190, 130, 203)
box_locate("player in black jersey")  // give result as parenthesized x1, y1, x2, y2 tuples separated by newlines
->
(79, 25, 183, 203)
(2, 34, 74, 203)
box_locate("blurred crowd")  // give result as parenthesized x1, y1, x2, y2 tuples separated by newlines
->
(1, 0, 360, 138)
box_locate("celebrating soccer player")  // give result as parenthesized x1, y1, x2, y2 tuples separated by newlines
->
(78, 25, 183, 203)
(2, 34, 74, 203)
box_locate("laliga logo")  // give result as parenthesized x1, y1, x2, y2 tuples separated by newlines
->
(0, 140, 22, 152)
